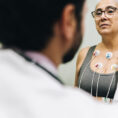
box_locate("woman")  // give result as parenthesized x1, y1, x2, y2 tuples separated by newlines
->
(75, 0, 118, 102)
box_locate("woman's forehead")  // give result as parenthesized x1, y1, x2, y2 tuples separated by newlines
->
(96, 0, 118, 9)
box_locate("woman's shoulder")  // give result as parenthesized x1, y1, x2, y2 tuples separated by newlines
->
(76, 45, 97, 62)
(75, 46, 91, 73)
(76, 46, 90, 64)
(79, 46, 90, 55)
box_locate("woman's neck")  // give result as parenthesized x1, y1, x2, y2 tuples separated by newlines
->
(101, 34, 118, 51)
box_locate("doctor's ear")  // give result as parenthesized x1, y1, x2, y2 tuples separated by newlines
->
(59, 4, 77, 42)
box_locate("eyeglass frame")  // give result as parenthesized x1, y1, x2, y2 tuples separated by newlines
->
(91, 6, 118, 20)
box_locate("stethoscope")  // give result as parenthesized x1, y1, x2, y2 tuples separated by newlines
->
(14, 49, 64, 85)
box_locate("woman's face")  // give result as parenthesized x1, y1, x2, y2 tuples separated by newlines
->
(94, 0, 118, 36)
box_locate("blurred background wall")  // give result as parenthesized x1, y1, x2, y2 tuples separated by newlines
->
(59, 0, 101, 86)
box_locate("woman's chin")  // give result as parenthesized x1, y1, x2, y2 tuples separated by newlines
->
(98, 29, 112, 35)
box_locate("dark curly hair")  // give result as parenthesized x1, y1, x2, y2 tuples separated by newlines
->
(0, 0, 85, 51)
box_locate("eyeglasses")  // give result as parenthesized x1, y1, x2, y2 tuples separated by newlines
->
(91, 6, 118, 20)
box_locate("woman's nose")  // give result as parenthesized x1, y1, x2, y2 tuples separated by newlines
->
(100, 12, 108, 21)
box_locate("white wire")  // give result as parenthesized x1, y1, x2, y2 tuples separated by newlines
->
(79, 56, 96, 88)
(106, 72, 115, 98)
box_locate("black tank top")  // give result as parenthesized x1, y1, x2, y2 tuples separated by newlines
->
(78, 46, 118, 99)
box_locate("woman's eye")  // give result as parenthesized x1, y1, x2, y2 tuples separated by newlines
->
(107, 10, 114, 14)
(96, 11, 102, 16)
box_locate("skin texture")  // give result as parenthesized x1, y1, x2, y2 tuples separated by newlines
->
(41, 4, 79, 66)
(41, 2, 87, 66)
(75, 0, 118, 87)
(63, 2, 87, 63)
(95, 0, 118, 36)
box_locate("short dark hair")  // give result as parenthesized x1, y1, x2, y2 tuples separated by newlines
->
(0, 0, 85, 51)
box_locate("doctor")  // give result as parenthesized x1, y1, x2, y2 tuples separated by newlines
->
(0, 0, 117, 118)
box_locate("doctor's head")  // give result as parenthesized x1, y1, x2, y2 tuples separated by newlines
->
(0, 0, 86, 63)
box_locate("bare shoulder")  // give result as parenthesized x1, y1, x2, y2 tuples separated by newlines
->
(76, 47, 90, 64)
(76, 46, 90, 70)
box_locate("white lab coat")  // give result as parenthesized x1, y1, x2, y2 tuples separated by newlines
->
(0, 49, 117, 118)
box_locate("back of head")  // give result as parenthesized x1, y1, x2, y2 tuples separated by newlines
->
(0, 0, 85, 51)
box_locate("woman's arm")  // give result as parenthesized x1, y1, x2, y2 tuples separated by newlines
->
(74, 47, 90, 87)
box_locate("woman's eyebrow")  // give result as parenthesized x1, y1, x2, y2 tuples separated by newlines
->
(95, 5, 116, 11)
(95, 8, 102, 11)
(106, 5, 116, 9)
